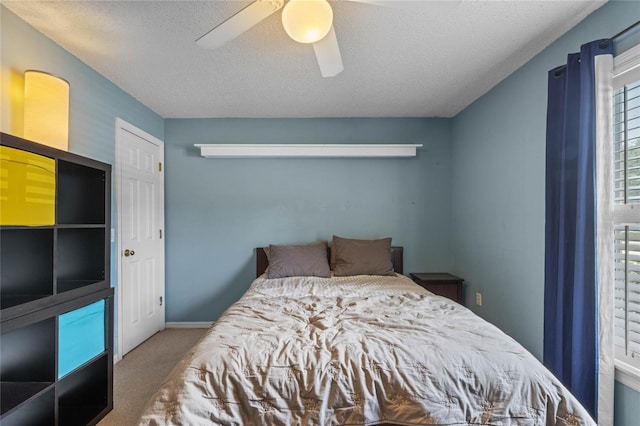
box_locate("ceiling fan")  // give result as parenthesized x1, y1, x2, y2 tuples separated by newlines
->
(195, 0, 395, 78)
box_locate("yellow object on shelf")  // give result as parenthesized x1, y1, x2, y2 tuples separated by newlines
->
(0, 145, 55, 225)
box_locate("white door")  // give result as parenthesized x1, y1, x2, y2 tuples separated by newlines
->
(116, 119, 165, 357)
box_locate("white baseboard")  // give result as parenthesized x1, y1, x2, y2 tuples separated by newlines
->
(165, 322, 213, 328)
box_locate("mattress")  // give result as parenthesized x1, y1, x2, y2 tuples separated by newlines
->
(139, 274, 595, 425)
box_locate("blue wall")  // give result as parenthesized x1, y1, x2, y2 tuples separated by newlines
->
(450, 0, 640, 423)
(615, 380, 640, 426)
(452, 0, 637, 359)
(164, 118, 452, 321)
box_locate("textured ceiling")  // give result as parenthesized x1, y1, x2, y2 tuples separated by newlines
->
(2, 0, 606, 118)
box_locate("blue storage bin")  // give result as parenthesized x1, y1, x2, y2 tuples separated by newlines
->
(58, 300, 105, 378)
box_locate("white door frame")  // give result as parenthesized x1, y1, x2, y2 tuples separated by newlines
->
(114, 118, 165, 362)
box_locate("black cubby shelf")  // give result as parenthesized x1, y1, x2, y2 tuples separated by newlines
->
(0, 132, 111, 315)
(0, 228, 54, 311)
(0, 387, 55, 426)
(58, 353, 111, 426)
(0, 132, 113, 426)
(0, 288, 114, 426)
(57, 159, 107, 225)
(0, 316, 56, 417)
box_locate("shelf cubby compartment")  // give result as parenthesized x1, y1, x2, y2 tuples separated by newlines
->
(0, 387, 55, 426)
(57, 159, 106, 225)
(0, 317, 55, 417)
(58, 299, 106, 378)
(56, 227, 106, 293)
(0, 228, 54, 310)
(58, 354, 109, 426)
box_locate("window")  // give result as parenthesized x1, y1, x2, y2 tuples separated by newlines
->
(613, 224, 640, 369)
(607, 43, 640, 391)
(613, 80, 640, 204)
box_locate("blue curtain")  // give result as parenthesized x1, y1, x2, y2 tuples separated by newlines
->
(544, 39, 612, 420)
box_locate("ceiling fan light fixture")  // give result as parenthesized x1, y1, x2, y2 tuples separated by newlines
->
(281, 0, 333, 44)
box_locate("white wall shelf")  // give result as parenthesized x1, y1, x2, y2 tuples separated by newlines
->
(194, 144, 423, 158)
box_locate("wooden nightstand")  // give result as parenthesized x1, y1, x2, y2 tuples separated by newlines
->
(410, 273, 464, 305)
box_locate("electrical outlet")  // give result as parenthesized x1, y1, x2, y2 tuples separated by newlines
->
(475, 292, 482, 306)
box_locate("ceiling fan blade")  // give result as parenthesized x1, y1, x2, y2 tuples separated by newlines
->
(342, 0, 400, 6)
(196, 0, 283, 50)
(343, 0, 461, 11)
(312, 26, 344, 78)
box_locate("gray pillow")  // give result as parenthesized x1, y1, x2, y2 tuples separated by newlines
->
(331, 236, 395, 276)
(266, 241, 331, 279)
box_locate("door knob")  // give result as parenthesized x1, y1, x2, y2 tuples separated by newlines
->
(124, 249, 135, 257)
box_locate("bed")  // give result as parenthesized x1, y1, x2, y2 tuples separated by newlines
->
(139, 239, 595, 426)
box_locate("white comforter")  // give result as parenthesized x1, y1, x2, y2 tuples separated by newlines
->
(139, 274, 595, 425)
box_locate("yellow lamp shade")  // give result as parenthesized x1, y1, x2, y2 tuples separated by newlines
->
(23, 70, 70, 151)
(281, 0, 333, 44)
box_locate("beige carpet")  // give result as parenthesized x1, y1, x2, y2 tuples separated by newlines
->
(98, 328, 208, 426)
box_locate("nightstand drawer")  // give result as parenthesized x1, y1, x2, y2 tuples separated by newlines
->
(410, 273, 464, 305)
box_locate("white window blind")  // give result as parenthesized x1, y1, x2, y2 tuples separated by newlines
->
(613, 225, 640, 367)
(611, 54, 640, 374)
(613, 80, 640, 204)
